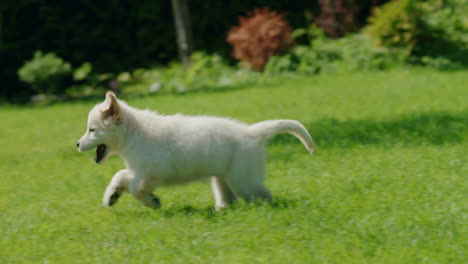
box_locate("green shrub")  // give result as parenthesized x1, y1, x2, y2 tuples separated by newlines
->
(415, 0, 468, 64)
(73, 62, 93, 81)
(365, 0, 468, 65)
(337, 34, 406, 71)
(265, 33, 404, 75)
(364, 0, 415, 54)
(151, 52, 263, 93)
(419, 56, 463, 70)
(159, 52, 233, 92)
(18, 51, 72, 94)
(68, 62, 124, 96)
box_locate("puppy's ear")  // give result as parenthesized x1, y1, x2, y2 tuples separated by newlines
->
(101, 91, 119, 120)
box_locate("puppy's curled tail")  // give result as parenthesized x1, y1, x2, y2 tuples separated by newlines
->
(249, 119, 314, 154)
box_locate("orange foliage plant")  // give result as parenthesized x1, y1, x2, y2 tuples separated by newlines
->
(227, 8, 293, 71)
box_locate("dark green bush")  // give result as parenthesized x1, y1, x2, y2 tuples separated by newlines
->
(365, 0, 468, 65)
(17, 51, 72, 95)
(1, 1, 315, 100)
(415, 0, 468, 64)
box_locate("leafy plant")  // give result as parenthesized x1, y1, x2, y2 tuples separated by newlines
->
(150, 52, 263, 93)
(364, 0, 415, 53)
(265, 32, 404, 75)
(419, 56, 462, 70)
(336, 34, 406, 70)
(365, 0, 468, 65)
(73, 62, 93, 81)
(227, 8, 293, 71)
(68, 61, 120, 96)
(18, 51, 72, 94)
(415, 0, 468, 64)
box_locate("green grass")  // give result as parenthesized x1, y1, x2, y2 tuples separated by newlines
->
(1, 68, 466, 263)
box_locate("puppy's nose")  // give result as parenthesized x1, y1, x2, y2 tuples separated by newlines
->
(76, 142, 80, 148)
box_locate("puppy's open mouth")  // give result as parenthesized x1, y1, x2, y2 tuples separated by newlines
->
(95, 144, 107, 163)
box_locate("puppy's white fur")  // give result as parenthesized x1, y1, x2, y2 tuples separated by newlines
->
(78, 92, 314, 210)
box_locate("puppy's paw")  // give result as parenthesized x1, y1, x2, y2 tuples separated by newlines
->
(103, 190, 121, 207)
(109, 192, 121, 206)
(149, 193, 162, 209)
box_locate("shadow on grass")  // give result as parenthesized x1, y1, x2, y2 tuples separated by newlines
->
(271, 111, 468, 149)
(161, 197, 300, 217)
(116, 196, 301, 219)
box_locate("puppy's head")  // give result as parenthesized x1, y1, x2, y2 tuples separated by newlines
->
(77, 91, 123, 164)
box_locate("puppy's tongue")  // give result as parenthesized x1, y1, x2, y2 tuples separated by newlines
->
(95, 144, 107, 163)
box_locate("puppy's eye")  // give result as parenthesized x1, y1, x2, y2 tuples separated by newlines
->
(89, 129, 96, 132)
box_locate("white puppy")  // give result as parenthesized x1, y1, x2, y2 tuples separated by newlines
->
(77, 92, 314, 210)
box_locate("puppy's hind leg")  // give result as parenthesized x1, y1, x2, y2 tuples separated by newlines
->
(211, 176, 237, 210)
(226, 153, 272, 203)
(103, 169, 133, 207)
(229, 180, 272, 203)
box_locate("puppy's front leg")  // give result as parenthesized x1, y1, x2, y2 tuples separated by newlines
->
(103, 169, 132, 207)
(129, 176, 161, 209)
(130, 191, 162, 210)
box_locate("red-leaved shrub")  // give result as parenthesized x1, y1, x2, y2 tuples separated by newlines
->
(227, 8, 293, 71)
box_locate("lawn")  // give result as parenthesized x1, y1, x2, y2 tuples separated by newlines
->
(0, 68, 466, 263)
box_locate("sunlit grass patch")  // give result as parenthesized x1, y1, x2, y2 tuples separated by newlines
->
(0, 68, 466, 263)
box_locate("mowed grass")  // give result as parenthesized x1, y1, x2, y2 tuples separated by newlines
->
(0, 68, 467, 263)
